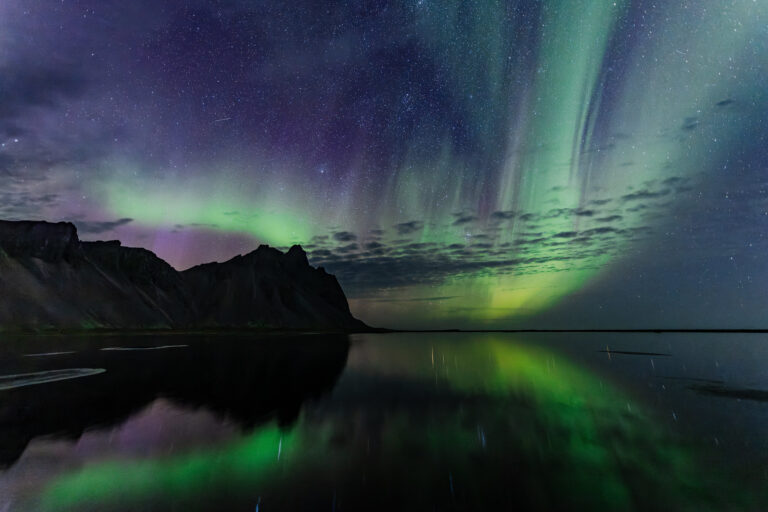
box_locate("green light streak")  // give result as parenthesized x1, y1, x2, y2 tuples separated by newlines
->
(500, 0, 626, 210)
(100, 166, 315, 246)
(360, 1, 625, 323)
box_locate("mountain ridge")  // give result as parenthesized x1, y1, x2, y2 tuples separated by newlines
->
(0, 220, 367, 332)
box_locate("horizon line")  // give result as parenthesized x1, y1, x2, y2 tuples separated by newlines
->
(383, 328, 768, 334)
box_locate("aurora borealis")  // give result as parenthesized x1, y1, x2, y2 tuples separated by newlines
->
(2, 1, 768, 328)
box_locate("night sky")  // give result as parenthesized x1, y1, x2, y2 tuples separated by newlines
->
(2, 1, 768, 329)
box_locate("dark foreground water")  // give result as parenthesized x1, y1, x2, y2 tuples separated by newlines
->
(0, 332, 767, 511)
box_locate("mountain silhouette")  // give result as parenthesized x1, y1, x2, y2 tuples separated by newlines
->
(0, 220, 366, 331)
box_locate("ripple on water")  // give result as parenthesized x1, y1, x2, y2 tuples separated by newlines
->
(100, 345, 188, 351)
(0, 368, 106, 390)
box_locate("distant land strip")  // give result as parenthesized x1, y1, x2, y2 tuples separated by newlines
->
(383, 329, 768, 334)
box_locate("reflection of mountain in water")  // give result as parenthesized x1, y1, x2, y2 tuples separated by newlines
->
(0, 334, 350, 467)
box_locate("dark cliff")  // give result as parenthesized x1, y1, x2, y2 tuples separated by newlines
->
(0, 220, 366, 331)
(183, 245, 359, 329)
(0, 220, 81, 262)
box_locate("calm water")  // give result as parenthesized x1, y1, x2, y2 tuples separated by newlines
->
(1, 332, 767, 511)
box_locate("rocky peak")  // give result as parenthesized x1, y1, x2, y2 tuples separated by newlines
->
(285, 244, 309, 267)
(0, 220, 81, 262)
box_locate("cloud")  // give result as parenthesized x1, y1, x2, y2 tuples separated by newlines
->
(681, 117, 698, 131)
(662, 176, 685, 186)
(403, 242, 435, 250)
(309, 249, 333, 258)
(568, 236, 593, 245)
(336, 243, 359, 253)
(0, 191, 60, 218)
(308, 208, 662, 297)
(394, 220, 424, 235)
(0, 149, 77, 184)
(452, 215, 477, 226)
(621, 189, 671, 202)
(333, 231, 357, 242)
(76, 218, 134, 235)
(0, 65, 87, 119)
(582, 226, 619, 236)
(372, 296, 459, 303)
(545, 208, 595, 219)
(318, 247, 609, 293)
(0, 63, 116, 186)
(490, 210, 516, 220)
(514, 237, 546, 246)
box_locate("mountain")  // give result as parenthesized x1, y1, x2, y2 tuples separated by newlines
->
(0, 220, 366, 331)
(183, 245, 363, 329)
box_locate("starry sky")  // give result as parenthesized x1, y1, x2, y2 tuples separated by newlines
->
(2, 0, 768, 329)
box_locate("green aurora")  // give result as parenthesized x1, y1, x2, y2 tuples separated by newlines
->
(83, 1, 768, 327)
(3, 0, 768, 328)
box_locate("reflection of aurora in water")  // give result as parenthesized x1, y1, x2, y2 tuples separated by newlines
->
(36, 337, 752, 511)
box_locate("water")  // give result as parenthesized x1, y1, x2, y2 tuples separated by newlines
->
(0, 332, 766, 511)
